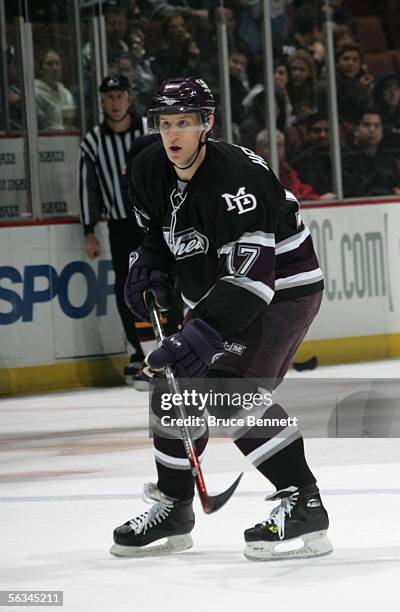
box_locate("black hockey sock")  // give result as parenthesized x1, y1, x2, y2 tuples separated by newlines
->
(255, 437, 317, 490)
(154, 435, 208, 500)
(235, 434, 316, 489)
(233, 403, 317, 490)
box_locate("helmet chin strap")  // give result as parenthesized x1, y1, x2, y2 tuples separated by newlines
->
(172, 130, 207, 171)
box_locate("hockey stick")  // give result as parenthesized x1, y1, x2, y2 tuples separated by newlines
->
(147, 293, 243, 514)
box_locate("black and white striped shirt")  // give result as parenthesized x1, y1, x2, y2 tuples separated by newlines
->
(78, 114, 144, 233)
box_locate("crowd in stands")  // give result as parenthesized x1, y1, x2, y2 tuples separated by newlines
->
(5, 0, 400, 199)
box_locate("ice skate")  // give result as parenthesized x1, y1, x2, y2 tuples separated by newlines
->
(124, 357, 144, 386)
(110, 483, 194, 557)
(129, 365, 165, 391)
(244, 484, 333, 561)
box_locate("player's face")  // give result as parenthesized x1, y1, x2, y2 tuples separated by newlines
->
(102, 91, 131, 121)
(158, 113, 209, 165)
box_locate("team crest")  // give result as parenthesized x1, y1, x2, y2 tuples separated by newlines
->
(222, 186, 257, 215)
(163, 227, 209, 259)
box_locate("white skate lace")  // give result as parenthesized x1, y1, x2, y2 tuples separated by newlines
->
(262, 488, 299, 540)
(127, 483, 175, 535)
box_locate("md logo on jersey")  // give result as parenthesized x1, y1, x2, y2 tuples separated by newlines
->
(163, 227, 209, 259)
(222, 186, 257, 215)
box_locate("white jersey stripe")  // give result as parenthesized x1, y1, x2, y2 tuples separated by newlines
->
(218, 231, 275, 255)
(154, 448, 205, 470)
(80, 155, 90, 225)
(247, 427, 301, 466)
(105, 135, 126, 218)
(284, 189, 299, 203)
(275, 227, 310, 255)
(221, 276, 275, 303)
(275, 268, 324, 289)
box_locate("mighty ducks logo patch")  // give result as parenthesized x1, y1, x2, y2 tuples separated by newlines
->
(163, 227, 209, 259)
(222, 186, 257, 215)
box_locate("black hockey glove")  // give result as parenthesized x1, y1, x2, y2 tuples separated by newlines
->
(124, 249, 172, 322)
(146, 319, 225, 378)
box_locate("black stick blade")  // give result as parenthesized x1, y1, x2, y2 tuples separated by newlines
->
(201, 472, 244, 514)
(292, 355, 318, 372)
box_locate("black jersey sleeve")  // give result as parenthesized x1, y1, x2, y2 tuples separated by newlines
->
(193, 168, 285, 337)
(128, 144, 175, 270)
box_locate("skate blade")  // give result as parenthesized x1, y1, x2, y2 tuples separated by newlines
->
(244, 530, 333, 561)
(131, 380, 150, 391)
(110, 534, 193, 558)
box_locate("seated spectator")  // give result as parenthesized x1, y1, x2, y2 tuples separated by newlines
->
(274, 57, 295, 127)
(342, 110, 400, 197)
(34, 48, 76, 131)
(287, 50, 318, 121)
(6, 45, 22, 130)
(82, 4, 129, 74)
(331, 43, 372, 126)
(332, 23, 355, 51)
(229, 43, 250, 125)
(290, 111, 334, 195)
(318, 0, 356, 32)
(239, 89, 286, 151)
(151, 12, 201, 83)
(121, 26, 156, 116)
(256, 128, 334, 200)
(235, 0, 263, 59)
(283, 3, 325, 73)
(201, 2, 257, 87)
(373, 74, 400, 158)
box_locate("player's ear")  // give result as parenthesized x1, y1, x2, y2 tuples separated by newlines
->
(203, 114, 214, 140)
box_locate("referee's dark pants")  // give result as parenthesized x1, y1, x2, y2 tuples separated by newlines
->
(108, 219, 145, 361)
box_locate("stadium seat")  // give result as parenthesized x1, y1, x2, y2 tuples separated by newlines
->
(364, 51, 396, 78)
(390, 50, 400, 76)
(356, 16, 388, 53)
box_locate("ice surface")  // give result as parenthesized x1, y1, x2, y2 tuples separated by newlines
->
(1, 360, 400, 612)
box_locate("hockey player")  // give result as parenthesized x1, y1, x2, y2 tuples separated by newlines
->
(111, 77, 333, 560)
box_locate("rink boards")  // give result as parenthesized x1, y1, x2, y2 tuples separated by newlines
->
(1, 199, 400, 394)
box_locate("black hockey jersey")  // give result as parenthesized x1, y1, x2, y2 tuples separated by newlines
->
(129, 140, 324, 338)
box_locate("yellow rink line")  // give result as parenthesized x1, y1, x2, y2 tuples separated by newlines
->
(1, 333, 399, 396)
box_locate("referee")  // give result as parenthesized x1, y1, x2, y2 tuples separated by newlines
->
(78, 75, 145, 382)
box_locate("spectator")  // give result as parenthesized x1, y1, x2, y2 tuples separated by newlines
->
(283, 3, 325, 72)
(256, 128, 334, 200)
(342, 110, 400, 197)
(34, 48, 76, 131)
(318, 0, 356, 32)
(274, 57, 295, 127)
(229, 44, 250, 125)
(240, 89, 286, 151)
(126, 27, 156, 115)
(373, 74, 400, 158)
(151, 12, 201, 83)
(202, 3, 257, 87)
(235, 0, 263, 59)
(117, 30, 156, 117)
(6, 46, 22, 130)
(333, 43, 373, 126)
(332, 23, 355, 51)
(287, 50, 318, 121)
(290, 111, 334, 195)
(82, 4, 129, 74)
